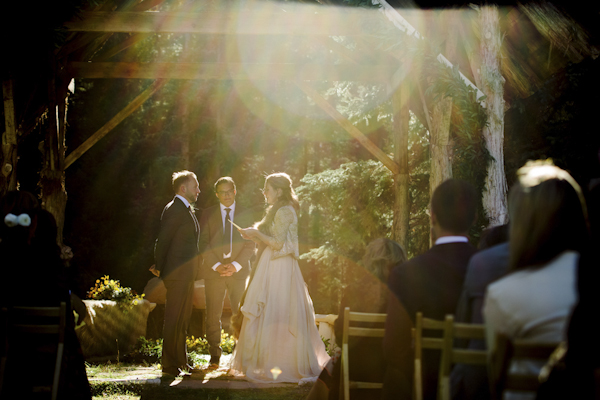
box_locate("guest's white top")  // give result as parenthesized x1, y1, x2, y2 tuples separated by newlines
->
(483, 250, 578, 399)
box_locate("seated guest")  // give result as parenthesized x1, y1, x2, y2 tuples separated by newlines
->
(306, 238, 407, 400)
(0, 191, 91, 399)
(483, 161, 589, 400)
(451, 224, 509, 400)
(382, 179, 478, 400)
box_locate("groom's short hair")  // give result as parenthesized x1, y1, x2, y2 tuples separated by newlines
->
(214, 176, 236, 192)
(172, 170, 196, 193)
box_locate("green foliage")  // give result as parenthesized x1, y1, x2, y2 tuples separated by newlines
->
(131, 337, 163, 359)
(86, 275, 145, 311)
(126, 332, 235, 365)
(321, 336, 336, 357)
(298, 160, 395, 313)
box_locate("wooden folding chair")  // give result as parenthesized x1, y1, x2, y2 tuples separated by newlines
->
(339, 307, 387, 400)
(0, 302, 67, 400)
(413, 312, 453, 400)
(489, 333, 561, 400)
(438, 316, 487, 400)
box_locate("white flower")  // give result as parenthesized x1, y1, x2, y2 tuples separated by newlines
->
(17, 214, 31, 227)
(4, 214, 18, 227)
(4, 213, 31, 227)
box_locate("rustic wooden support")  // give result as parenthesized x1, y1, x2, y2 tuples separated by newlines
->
(65, 79, 166, 169)
(68, 62, 394, 82)
(2, 79, 18, 194)
(92, 33, 151, 61)
(479, 5, 508, 226)
(392, 83, 410, 250)
(40, 53, 69, 244)
(297, 82, 400, 176)
(64, 10, 366, 36)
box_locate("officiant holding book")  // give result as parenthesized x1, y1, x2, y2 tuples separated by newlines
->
(199, 177, 255, 369)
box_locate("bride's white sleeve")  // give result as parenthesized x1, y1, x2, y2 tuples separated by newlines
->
(263, 207, 294, 250)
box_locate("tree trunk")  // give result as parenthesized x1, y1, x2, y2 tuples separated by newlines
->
(2, 79, 18, 195)
(429, 96, 453, 196)
(480, 5, 508, 226)
(392, 84, 410, 251)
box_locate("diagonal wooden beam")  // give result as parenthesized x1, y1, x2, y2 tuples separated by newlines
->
(296, 82, 400, 175)
(92, 33, 151, 61)
(65, 79, 166, 169)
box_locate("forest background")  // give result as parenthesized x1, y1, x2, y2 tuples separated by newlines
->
(12, 1, 600, 314)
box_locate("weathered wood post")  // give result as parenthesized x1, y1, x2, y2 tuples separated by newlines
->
(41, 55, 69, 244)
(479, 5, 508, 226)
(2, 79, 19, 195)
(392, 83, 410, 250)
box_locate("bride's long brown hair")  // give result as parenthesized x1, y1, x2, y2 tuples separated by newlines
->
(255, 172, 299, 234)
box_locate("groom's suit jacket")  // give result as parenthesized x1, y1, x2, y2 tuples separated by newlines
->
(199, 204, 255, 281)
(154, 196, 200, 282)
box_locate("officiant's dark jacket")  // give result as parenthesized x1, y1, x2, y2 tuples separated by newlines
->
(155, 196, 200, 281)
(199, 204, 255, 281)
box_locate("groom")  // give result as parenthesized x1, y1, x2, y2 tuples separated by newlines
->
(154, 170, 201, 377)
(199, 177, 255, 368)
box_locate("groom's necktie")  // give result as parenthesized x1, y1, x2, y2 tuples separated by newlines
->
(223, 208, 232, 258)
(189, 206, 200, 235)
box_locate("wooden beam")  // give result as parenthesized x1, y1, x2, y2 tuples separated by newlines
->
(65, 79, 166, 169)
(68, 62, 394, 82)
(297, 82, 400, 175)
(64, 11, 366, 36)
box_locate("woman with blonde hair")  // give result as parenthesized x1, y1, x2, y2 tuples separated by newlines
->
(230, 172, 330, 383)
(483, 160, 589, 400)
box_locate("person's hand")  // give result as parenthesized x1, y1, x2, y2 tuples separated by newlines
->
(224, 264, 237, 276)
(216, 264, 231, 277)
(149, 264, 160, 277)
(217, 264, 236, 277)
(239, 228, 258, 240)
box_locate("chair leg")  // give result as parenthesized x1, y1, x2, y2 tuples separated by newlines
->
(51, 343, 64, 400)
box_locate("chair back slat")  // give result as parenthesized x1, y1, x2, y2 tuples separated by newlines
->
(340, 307, 386, 400)
(451, 349, 488, 365)
(489, 333, 561, 400)
(348, 312, 386, 323)
(13, 325, 61, 335)
(453, 323, 486, 340)
(414, 313, 453, 400)
(347, 327, 385, 338)
(0, 302, 67, 400)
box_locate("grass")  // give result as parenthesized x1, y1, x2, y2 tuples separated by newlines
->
(87, 359, 315, 400)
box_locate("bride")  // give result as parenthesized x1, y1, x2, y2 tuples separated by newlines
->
(230, 172, 330, 383)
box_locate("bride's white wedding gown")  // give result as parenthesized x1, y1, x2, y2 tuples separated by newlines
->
(230, 205, 330, 383)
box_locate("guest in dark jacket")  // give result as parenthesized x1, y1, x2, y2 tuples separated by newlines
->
(0, 191, 91, 399)
(382, 179, 478, 400)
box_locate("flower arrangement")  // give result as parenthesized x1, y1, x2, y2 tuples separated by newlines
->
(87, 275, 145, 310)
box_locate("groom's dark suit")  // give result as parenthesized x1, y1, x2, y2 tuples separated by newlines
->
(199, 203, 255, 361)
(155, 196, 200, 373)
